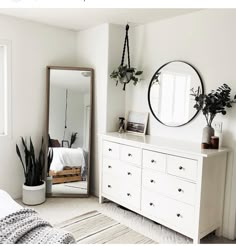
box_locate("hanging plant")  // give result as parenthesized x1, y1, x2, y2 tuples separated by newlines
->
(110, 24, 143, 91)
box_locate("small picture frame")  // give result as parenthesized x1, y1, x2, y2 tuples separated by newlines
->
(62, 140, 69, 148)
(126, 111, 149, 135)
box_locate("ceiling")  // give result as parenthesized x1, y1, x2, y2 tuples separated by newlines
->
(0, 8, 200, 31)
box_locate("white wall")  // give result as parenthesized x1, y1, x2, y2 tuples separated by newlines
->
(76, 23, 126, 196)
(0, 14, 77, 198)
(126, 9, 236, 239)
(76, 24, 109, 195)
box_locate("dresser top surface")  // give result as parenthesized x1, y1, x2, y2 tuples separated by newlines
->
(101, 132, 230, 157)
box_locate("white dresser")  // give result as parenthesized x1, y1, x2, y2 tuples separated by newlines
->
(99, 132, 229, 243)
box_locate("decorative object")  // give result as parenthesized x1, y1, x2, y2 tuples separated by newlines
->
(46, 148, 53, 194)
(191, 83, 236, 145)
(126, 111, 148, 135)
(148, 61, 204, 127)
(100, 132, 229, 243)
(110, 24, 143, 91)
(16, 137, 46, 205)
(69, 132, 78, 148)
(211, 136, 219, 149)
(202, 126, 215, 145)
(62, 140, 69, 148)
(118, 117, 125, 133)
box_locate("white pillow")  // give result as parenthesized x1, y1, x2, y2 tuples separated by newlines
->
(0, 189, 22, 219)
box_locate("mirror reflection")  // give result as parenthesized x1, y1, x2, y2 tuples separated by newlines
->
(148, 61, 203, 127)
(48, 68, 92, 196)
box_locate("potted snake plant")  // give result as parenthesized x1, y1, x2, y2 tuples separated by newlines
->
(16, 137, 46, 205)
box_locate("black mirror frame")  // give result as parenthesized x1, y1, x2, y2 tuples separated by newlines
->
(147, 60, 204, 127)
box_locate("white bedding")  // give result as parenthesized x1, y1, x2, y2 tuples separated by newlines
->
(50, 147, 86, 173)
(0, 190, 22, 219)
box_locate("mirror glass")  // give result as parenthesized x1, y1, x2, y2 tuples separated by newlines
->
(148, 61, 203, 127)
(47, 67, 92, 196)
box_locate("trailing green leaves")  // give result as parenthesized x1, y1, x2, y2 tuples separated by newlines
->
(110, 65, 143, 91)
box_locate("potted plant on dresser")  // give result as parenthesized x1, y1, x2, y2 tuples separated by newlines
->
(191, 83, 236, 146)
(16, 137, 46, 205)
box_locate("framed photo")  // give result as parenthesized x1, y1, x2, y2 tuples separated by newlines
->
(126, 111, 149, 135)
(62, 140, 69, 148)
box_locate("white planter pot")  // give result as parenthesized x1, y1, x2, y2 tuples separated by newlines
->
(46, 176, 52, 194)
(22, 181, 46, 205)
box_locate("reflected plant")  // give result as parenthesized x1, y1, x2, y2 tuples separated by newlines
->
(70, 132, 78, 148)
(151, 72, 161, 86)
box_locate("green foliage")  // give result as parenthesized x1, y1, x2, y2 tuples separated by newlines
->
(191, 84, 236, 126)
(110, 65, 143, 90)
(16, 137, 45, 186)
(69, 132, 78, 148)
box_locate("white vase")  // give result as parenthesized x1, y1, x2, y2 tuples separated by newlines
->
(22, 181, 46, 205)
(46, 176, 52, 194)
(202, 125, 215, 144)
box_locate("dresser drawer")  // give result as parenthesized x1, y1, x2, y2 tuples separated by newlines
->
(103, 158, 120, 176)
(141, 188, 167, 220)
(142, 169, 167, 194)
(103, 141, 120, 159)
(141, 189, 194, 235)
(120, 145, 141, 166)
(167, 176, 196, 205)
(119, 163, 141, 186)
(165, 197, 195, 235)
(167, 155, 198, 181)
(143, 150, 166, 172)
(102, 174, 119, 198)
(119, 184, 141, 210)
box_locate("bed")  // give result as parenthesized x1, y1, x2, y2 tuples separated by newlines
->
(49, 147, 87, 184)
(0, 189, 22, 219)
(0, 189, 75, 243)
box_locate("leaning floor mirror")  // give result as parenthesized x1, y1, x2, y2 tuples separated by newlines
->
(46, 66, 93, 197)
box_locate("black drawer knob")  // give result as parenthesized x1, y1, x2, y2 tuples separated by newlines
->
(128, 153, 132, 157)
(127, 193, 131, 196)
(108, 185, 111, 188)
(149, 202, 154, 206)
(177, 213, 181, 217)
(108, 148, 112, 152)
(178, 188, 182, 192)
(108, 165, 112, 168)
(151, 159, 156, 163)
(127, 172, 131, 175)
(150, 179, 155, 183)
(179, 166, 183, 170)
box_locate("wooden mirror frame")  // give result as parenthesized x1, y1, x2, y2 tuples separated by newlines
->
(46, 66, 94, 198)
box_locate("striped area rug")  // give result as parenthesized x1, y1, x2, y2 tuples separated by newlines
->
(56, 211, 156, 244)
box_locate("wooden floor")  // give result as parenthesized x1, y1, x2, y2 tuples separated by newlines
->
(56, 211, 156, 244)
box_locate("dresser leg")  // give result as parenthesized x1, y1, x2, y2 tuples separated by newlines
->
(193, 236, 200, 244)
(99, 195, 105, 204)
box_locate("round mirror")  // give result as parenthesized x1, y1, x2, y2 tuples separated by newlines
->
(148, 61, 204, 127)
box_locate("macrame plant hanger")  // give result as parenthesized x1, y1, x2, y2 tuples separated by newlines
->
(120, 24, 131, 91)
